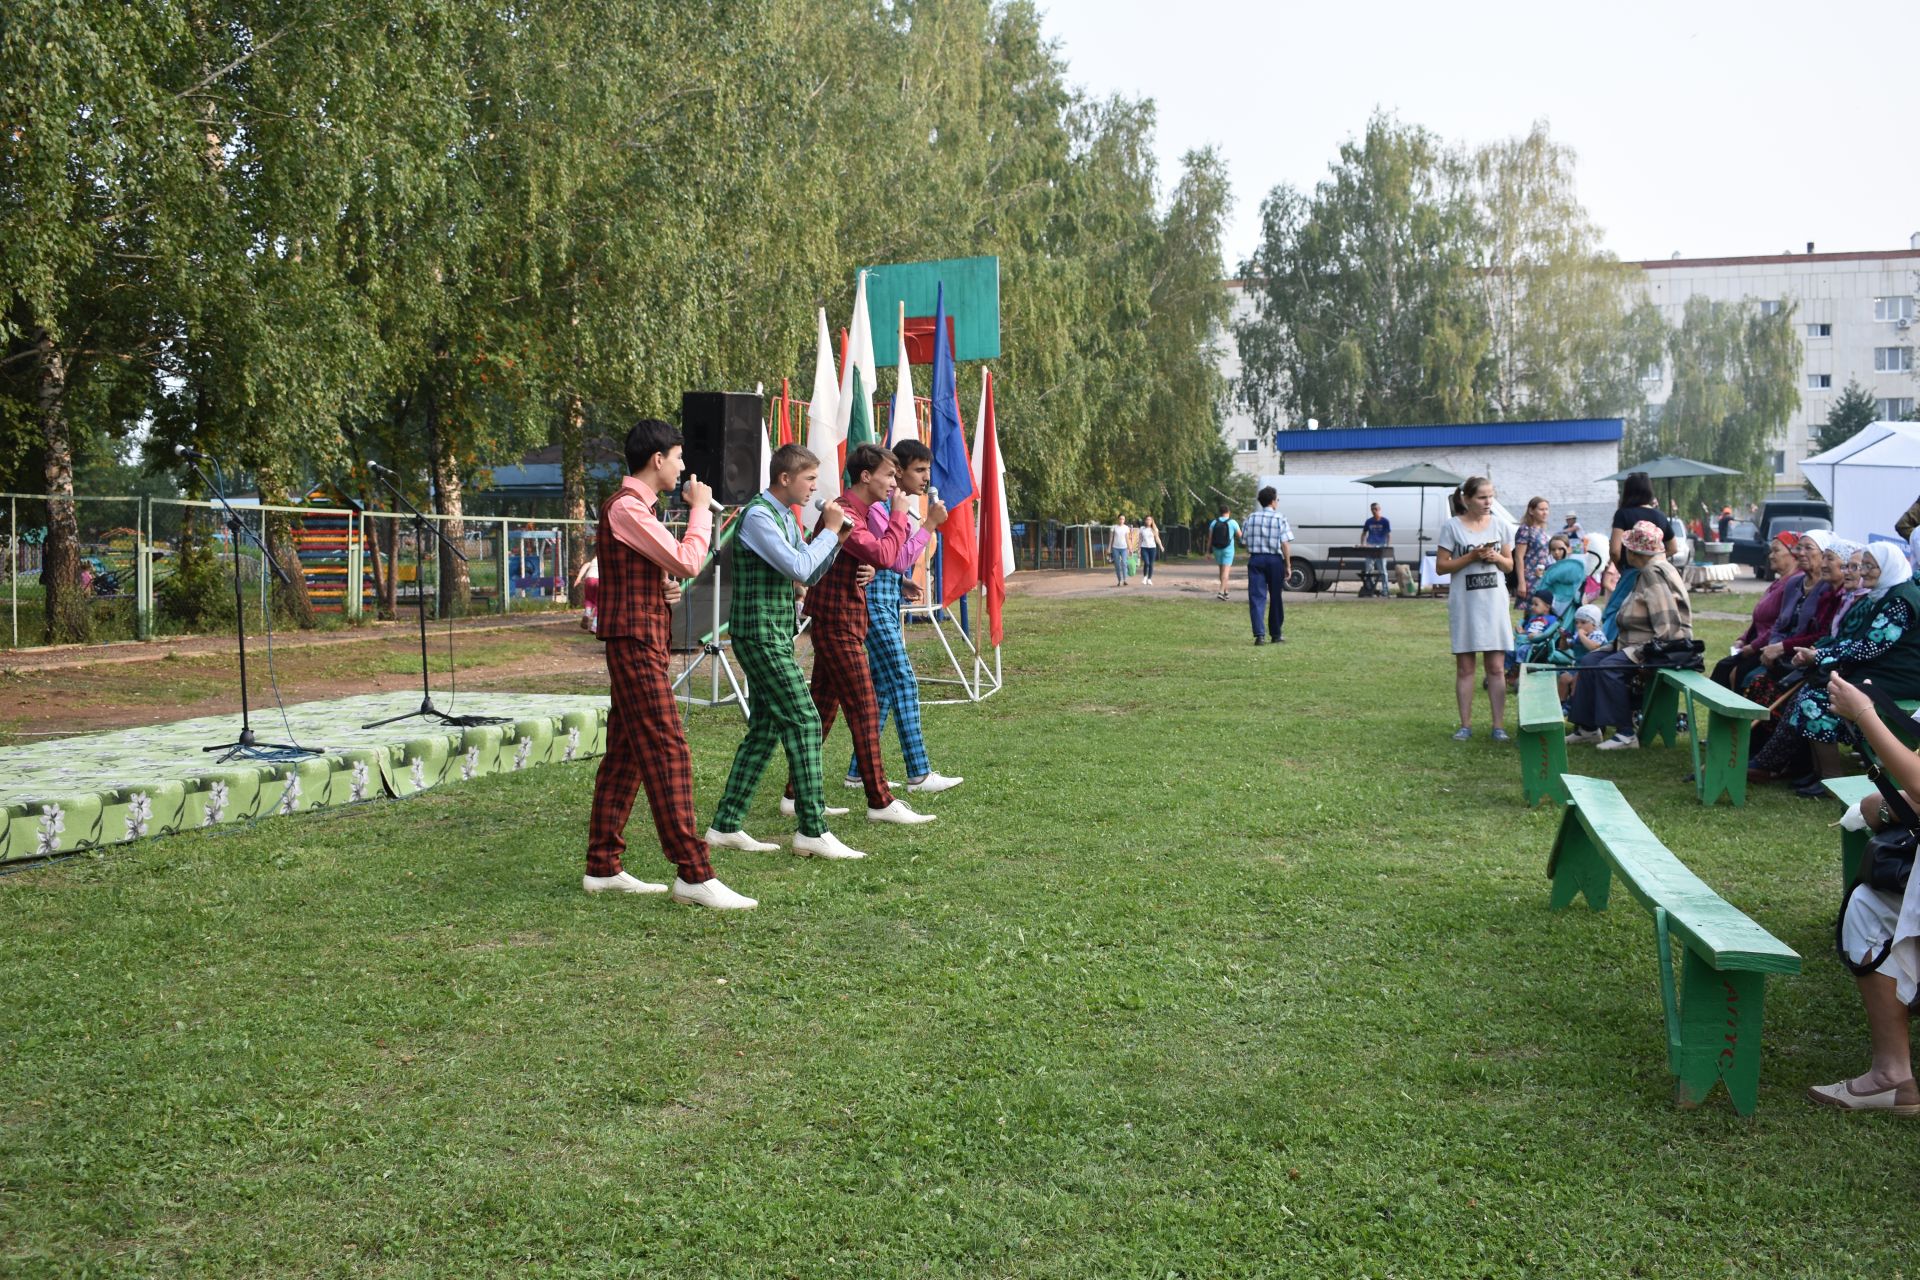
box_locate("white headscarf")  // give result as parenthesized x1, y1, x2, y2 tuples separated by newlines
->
(1865, 541, 1914, 600)
(1801, 528, 1835, 553)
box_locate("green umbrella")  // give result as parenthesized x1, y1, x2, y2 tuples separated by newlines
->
(1596, 455, 1742, 513)
(1359, 462, 1467, 548)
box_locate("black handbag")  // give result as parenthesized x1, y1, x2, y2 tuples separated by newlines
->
(1835, 681, 1919, 975)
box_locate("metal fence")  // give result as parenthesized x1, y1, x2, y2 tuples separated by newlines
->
(3, 492, 603, 651)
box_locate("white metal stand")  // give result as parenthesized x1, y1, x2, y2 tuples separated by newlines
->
(902, 585, 1004, 705)
(671, 554, 750, 719)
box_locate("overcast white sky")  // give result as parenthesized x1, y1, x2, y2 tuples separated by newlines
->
(1035, 0, 1920, 270)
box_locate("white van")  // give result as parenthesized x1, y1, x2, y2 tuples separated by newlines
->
(1254, 474, 1519, 592)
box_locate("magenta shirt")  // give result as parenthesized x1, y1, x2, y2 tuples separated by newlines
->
(865, 497, 931, 575)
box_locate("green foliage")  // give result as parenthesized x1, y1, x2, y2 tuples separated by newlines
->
(1631, 296, 1802, 508)
(1817, 379, 1881, 453)
(154, 540, 234, 634)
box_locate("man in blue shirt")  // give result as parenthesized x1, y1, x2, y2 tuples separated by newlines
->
(1242, 487, 1293, 644)
(1360, 502, 1392, 597)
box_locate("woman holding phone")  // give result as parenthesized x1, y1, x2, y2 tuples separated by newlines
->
(1434, 476, 1517, 742)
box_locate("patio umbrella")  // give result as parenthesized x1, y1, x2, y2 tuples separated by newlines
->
(1596, 455, 1741, 513)
(1359, 462, 1466, 549)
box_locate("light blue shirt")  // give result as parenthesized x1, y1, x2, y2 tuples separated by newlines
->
(737, 491, 838, 585)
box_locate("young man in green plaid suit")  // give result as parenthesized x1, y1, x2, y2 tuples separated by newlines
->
(707, 444, 870, 861)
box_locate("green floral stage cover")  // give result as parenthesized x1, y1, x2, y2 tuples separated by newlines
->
(0, 692, 611, 862)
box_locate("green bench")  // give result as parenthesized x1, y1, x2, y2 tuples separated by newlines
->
(1638, 669, 1768, 806)
(1516, 665, 1570, 806)
(1819, 775, 1877, 886)
(1547, 775, 1801, 1115)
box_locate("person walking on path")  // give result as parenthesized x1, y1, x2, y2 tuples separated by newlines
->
(1208, 504, 1242, 599)
(1513, 497, 1552, 603)
(1139, 516, 1161, 584)
(1244, 486, 1293, 645)
(585, 418, 757, 910)
(1434, 476, 1517, 742)
(1109, 514, 1131, 586)
(709, 442, 872, 863)
(1360, 502, 1391, 597)
(843, 438, 963, 797)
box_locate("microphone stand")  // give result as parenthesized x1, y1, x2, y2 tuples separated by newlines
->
(186, 454, 323, 763)
(362, 465, 509, 729)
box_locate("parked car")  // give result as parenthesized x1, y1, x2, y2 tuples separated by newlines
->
(1730, 499, 1833, 578)
(1253, 474, 1519, 592)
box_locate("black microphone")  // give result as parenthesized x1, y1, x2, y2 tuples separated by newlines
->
(175, 444, 210, 461)
(366, 459, 395, 475)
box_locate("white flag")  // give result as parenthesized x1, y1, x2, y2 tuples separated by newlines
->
(972, 373, 1015, 578)
(806, 307, 842, 507)
(835, 270, 878, 444)
(890, 304, 916, 447)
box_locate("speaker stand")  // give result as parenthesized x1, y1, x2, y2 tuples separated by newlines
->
(671, 551, 750, 719)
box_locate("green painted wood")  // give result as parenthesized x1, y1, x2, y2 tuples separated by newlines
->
(1517, 667, 1570, 806)
(1654, 907, 1683, 1073)
(1546, 802, 1611, 909)
(1558, 776, 1799, 973)
(1822, 774, 1879, 885)
(1640, 675, 1683, 748)
(863, 257, 1001, 363)
(1673, 950, 1768, 1117)
(1657, 669, 1767, 720)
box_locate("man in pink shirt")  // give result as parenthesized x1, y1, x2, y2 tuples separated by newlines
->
(585, 418, 755, 911)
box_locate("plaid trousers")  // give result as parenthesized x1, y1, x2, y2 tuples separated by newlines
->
(587, 637, 714, 882)
(715, 637, 830, 838)
(791, 626, 896, 810)
(846, 570, 930, 780)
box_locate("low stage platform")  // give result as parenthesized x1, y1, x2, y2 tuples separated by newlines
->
(0, 692, 610, 863)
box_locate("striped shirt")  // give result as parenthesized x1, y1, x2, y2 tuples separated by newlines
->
(1243, 507, 1293, 556)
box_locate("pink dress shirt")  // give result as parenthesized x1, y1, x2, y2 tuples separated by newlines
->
(605, 476, 712, 577)
(864, 496, 932, 575)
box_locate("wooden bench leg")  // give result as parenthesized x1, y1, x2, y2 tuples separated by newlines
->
(1641, 677, 1681, 748)
(1547, 808, 1612, 910)
(1518, 727, 1569, 807)
(1672, 947, 1767, 1116)
(1697, 709, 1752, 807)
(1841, 828, 1866, 886)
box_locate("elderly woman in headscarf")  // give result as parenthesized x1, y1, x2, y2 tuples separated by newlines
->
(1711, 530, 1804, 692)
(1750, 541, 1920, 796)
(1739, 530, 1846, 706)
(1564, 520, 1693, 751)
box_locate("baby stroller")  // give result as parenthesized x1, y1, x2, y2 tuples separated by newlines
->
(1512, 550, 1602, 668)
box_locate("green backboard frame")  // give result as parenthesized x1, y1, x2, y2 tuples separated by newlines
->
(863, 256, 1001, 364)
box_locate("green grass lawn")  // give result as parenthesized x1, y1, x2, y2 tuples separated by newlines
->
(2, 594, 1913, 1277)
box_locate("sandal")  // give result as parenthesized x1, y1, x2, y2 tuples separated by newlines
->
(1806, 1078, 1920, 1115)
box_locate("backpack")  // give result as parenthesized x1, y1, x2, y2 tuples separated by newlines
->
(1209, 519, 1232, 550)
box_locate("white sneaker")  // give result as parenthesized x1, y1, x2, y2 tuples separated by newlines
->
(671, 876, 757, 910)
(1597, 732, 1639, 751)
(781, 796, 850, 818)
(582, 871, 669, 895)
(906, 771, 964, 794)
(792, 830, 866, 860)
(1564, 728, 1604, 746)
(867, 799, 937, 825)
(703, 827, 779, 853)
(842, 775, 865, 790)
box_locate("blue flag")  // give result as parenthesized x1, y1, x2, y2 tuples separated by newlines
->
(928, 284, 975, 507)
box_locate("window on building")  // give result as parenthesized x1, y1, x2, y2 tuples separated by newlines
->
(1874, 296, 1916, 323)
(1879, 398, 1917, 421)
(1639, 362, 1663, 383)
(1772, 450, 1787, 475)
(1807, 322, 1833, 338)
(1643, 401, 1665, 425)
(1235, 438, 1259, 454)
(1758, 300, 1783, 316)
(1807, 373, 1832, 389)
(1875, 347, 1914, 373)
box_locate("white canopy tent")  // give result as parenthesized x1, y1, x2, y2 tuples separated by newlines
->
(1800, 421, 1920, 544)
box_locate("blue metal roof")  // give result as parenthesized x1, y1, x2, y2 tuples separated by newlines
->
(1271, 418, 1624, 452)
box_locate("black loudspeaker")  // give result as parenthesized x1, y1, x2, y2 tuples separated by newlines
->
(680, 391, 764, 506)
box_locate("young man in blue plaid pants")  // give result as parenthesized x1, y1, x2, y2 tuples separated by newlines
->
(846, 438, 965, 795)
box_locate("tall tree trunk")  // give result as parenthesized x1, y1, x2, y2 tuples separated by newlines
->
(361, 487, 391, 620)
(255, 459, 317, 628)
(562, 393, 587, 604)
(36, 331, 88, 645)
(425, 390, 471, 617)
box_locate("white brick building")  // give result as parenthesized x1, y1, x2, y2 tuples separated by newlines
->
(1633, 240, 1920, 485)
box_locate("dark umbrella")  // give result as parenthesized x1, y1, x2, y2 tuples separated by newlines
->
(1359, 462, 1467, 551)
(1596, 455, 1741, 513)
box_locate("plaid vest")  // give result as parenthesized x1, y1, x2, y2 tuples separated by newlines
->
(594, 491, 668, 645)
(729, 496, 803, 646)
(804, 491, 878, 640)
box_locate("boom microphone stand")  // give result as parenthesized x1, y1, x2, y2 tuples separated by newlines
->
(179, 446, 323, 764)
(361, 460, 510, 730)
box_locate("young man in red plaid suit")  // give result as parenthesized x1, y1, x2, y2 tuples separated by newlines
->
(785, 442, 936, 827)
(585, 418, 756, 910)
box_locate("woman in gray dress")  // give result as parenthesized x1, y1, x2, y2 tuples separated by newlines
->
(1434, 476, 1517, 742)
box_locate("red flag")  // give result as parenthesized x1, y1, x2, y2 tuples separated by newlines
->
(977, 371, 1008, 646)
(837, 328, 850, 481)
(777, 378, 793, 446)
